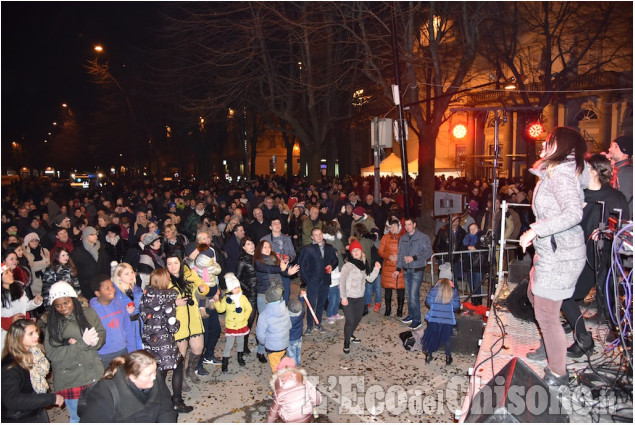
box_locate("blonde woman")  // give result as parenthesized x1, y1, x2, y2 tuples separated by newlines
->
(112, 263, 143, 350)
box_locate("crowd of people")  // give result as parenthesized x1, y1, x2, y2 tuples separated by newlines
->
(1, 130, 632, 421)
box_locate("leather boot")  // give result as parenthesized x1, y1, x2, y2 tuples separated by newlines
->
(243, 335, 251, 354)
(186, 352, 201, 383)
(567, 332, 595, 358)
(446, 355, 453, 365)
(384, 292, 392, 316)
(172, 396, 193, 413)
(222, 357, 229, 372)
(363, 304, 369, 316)
(526, 339, 547, 361)
(396, 290, 405, 318)
(237, 352, 246, 366)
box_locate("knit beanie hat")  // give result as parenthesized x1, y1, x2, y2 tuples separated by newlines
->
(275, 356, 296, 371)
(224, 273, 241, 292)
(82, 226, 97, 240)
(48, 281, 78, 305)
(352, 206, 365, 217)
(349, 239, 363, 253)
(614, 135, 633, 157)
(439, 262, 453, 280)
(288, 299, 302, 314)
(142, 232, 160, 246)
(265, 284, 283, 304)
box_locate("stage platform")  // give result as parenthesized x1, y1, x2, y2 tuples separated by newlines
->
(458, 278, 632, 423)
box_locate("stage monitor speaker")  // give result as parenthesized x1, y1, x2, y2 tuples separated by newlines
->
(504, 278, 535, 322)
(465, 357, 569, 423)
(451, 314, 483, 355)
(508, 259, 532, 284)
(434, 191, 466, 216)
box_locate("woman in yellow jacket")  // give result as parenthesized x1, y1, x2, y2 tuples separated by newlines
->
(166, 253, 210, 387)
(214, 273, 252, 372)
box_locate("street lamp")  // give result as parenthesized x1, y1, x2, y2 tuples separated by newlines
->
(94, 45, 103, 53)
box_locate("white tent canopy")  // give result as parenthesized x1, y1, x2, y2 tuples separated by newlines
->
(361, 153, 418, 176)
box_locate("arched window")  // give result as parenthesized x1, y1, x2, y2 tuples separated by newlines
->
(575, 109, 598, 122)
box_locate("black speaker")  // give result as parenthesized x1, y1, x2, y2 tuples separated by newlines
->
(451, 314, 483, 355)
(434, 191, 466, 216)
(504, 278, 535, 322)
(508, 259, 532, 284)
(465, 357, 569, 423)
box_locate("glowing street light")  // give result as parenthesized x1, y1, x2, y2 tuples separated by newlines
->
(94, 45, 103, 53)
(452, 123, 468, 139)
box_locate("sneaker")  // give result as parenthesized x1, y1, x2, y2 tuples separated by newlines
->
(316, 324, 327, 333)
(409, 320, 422, 330)
(304, 327, 313, 336)
(374, 303, 381, 312)
(195, 366, 209, 376)
(332, 314, 345, 320)
(343, 344, 350, 354)
(401, 315, 413, 324)
(351, 336, 361, 344)
(202, 356, 222, 365)
(325, 317, 336, 325)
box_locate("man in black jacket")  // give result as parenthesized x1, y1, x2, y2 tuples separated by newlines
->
(71, 226, 111, 299)
(298, 228, 339, 335)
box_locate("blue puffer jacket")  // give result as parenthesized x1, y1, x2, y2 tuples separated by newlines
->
(256, 301, 292, 351)
(424, 283, 460, 325)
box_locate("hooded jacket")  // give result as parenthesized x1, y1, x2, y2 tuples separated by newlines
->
(266, 367, 323, 423)
(256, 301, 291, 352)
(529, 159, 588, 301)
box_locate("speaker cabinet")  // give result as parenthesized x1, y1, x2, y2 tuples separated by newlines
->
(465, 357, 569, 422)
(451, 314, 483, 355)
(504, 279, 535, 322)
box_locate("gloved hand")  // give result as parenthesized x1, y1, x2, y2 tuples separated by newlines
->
(82, 327, 99, 346)
(226, 296, 233, 304)
(235, 307, 243, 313)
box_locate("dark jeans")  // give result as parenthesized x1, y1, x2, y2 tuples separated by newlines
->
(281, 275, 291, 305)
(306, 283, 329, 329)
(200, 308, 221, 362)
(343, 297, 364, 344)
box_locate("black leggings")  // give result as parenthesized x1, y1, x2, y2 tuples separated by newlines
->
(160, 355, 185, 399)
(343, 297, 364, 344)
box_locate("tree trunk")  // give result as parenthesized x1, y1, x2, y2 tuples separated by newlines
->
(418, 129, 438, 239)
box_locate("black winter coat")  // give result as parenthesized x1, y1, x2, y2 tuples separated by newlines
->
(433, 225, 467, 263)
(71, 243, 112, 299)
(236, 252, 257, 305)
(78, 365, 176, 423)
(1, 355, 56, 423)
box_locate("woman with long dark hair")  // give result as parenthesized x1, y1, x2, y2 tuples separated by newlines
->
(561, 153, 630, 357)
(41, 247, 81, 305)
(166, 253, 209, 387)
(519, 127, 588, 387)
(44, 281, 105, 422)
(2, 319, 64, 422)
(253, 240, 299, 364)
(1, 261, 43, 354)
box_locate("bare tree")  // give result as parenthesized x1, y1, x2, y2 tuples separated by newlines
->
(155, 2, 364, 182)
(341, 2, 487, 234)
(480, 1, 633, 151)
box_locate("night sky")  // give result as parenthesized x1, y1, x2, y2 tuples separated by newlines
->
(2, 2, 160, 149)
